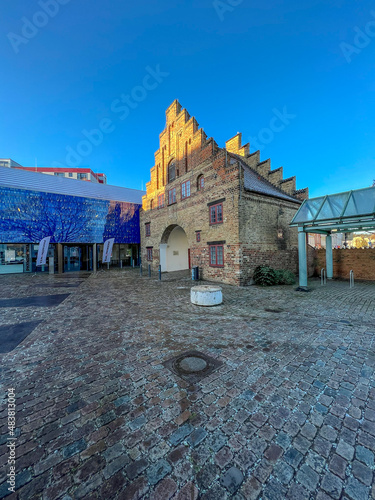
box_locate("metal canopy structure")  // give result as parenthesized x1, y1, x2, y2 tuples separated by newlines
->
(290, 186, 375, 288)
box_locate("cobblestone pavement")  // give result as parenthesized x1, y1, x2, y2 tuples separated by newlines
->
(0, 269, 375, 499)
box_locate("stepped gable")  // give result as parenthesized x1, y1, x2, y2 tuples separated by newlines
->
(228, 152, 300, 204)
(225, 131, 308, 201)
(142, 100, 309, 208)
(143, 99, 217, 208)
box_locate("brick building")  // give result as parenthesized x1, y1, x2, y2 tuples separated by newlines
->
(140, 100, 308, 285)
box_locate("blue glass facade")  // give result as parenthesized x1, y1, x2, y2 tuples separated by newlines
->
(0, 186, 141, 244)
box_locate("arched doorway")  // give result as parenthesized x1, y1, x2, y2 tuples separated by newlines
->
(160, 225, 189, 272)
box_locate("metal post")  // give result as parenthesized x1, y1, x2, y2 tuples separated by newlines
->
(321, 268, 326, 286)
(326, 234, 333, 280)
(158, 265, 161, 281)
(120, 260, 123, 268)
(93, 243, 97, 273)
(350, 270, 354, 288)
(148, 264, 151, 277)
(132, 260, 135, 268)
(107, 262, 110, 270)
(298, 229, 308, 288)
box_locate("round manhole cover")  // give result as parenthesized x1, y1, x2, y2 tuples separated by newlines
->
(177, 356, 208, 373)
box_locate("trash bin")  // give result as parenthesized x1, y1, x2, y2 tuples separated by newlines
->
(192, 266, 199, 281)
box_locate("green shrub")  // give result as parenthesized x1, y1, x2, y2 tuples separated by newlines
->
(253, 266, 277, 286)
(275, 269, 296, 285)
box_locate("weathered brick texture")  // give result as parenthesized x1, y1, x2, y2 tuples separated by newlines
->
(314, 249, 375, 280)
(140, 100, 308, 286)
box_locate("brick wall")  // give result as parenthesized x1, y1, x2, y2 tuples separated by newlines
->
(314, 248, 375, 280)
(238, 191, 300, 285)
(141, 100, 307, 286)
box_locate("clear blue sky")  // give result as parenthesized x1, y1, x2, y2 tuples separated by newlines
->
(1, 0, 374, 197)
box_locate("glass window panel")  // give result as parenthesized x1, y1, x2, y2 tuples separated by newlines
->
(217, 204, 223, 222)
(210, 246, 216, 265)
(315, 193, 349, 220)
(217, 246, 223, 265)
(292, 197, 325, 223)
(210, 206, 216, 223)
(344, 188, 375, 217)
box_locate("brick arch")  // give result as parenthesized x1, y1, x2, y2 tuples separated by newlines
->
(160, 224, 180, 244)
(160, 225, 189, 272)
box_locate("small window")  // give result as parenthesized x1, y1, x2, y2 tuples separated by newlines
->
(69, 172, 73, 177)
(196, 231, 201, 242)
(209, 203, 223, 225)
(54, 172, 65, 177)
(168, 160, 176, 183)
(145, 223, 150, 236)
(181, 180, 191, 200)
(147, 247, 153, 261)
(209, 245, 224, 267)
(197, 175, 204, 191)
(77, 173, 88, 180)
(168, 188, 176, 205)
(150, 199, 154, 210)
(158, 194, 165, 208)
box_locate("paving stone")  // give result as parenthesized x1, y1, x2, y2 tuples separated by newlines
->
(286, 482, 310, 500)
(150, 478, 177, 500)
(262, 477, 287, 500)
(200, 484, 227, 500)
(273, 460, 294, 485)
(296, 464, 319, 491)
(174, 482, 199, 500)
(328, 454, 347, 479)
(275, 431, 291, 450)
(284, 447, 303, 468)
(264, 443, 283, 463)
(62, 438, 86, 458)
(126, 458, 149, 480)
(355, 445, 374, 467)
(196, 463, 219, 490)
(336, 440, 355, 461)
(351, 460, 373, 486)
(344, 476, 370, 500)
(320, 471, 343, 499)
(253, 459, 273, 483)
(220, 466, 243, 494)
(120, 476, 149, 500)
(186, 428, 207, 448)
(313, 436, 332, 458)
(319, 425, 337, 442)
(103, 454, 131, 480)
(168, 424, 194, 446)
(147, 458, 172, 486)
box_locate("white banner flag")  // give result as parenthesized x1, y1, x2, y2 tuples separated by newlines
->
(102, 238, 115, 263)
(36, 236, 51, 266)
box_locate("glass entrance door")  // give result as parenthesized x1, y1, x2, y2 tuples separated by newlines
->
(64, 246, 81, 272)
(63, 245, 93, 272)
